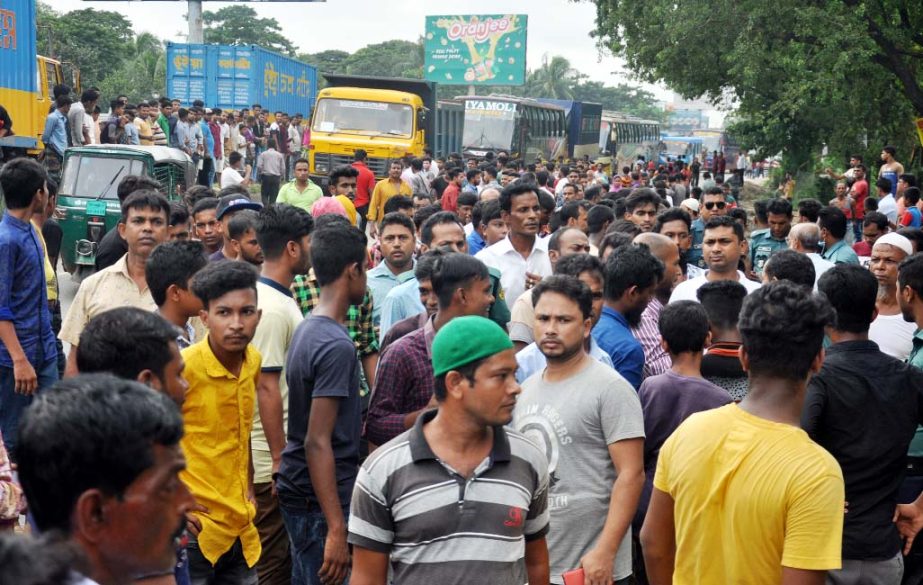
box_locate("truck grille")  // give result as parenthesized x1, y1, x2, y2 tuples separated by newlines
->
(323, 154, 391, 178)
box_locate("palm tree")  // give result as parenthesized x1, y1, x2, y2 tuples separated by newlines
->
(526, 56, 584, 100)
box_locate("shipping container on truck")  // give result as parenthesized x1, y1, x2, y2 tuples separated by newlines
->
(0, 0, 74, 156)
(308, 74, 463, 183)
(166, 43, 317, 117)
(536, 99, 603, 161)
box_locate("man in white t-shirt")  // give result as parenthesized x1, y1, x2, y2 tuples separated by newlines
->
(670, 216, 761, 303)
(869, 232, 915, 359)
(220, 151, 252, 190)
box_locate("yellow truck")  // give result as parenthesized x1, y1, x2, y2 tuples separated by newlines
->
(307, 74, 462, 183)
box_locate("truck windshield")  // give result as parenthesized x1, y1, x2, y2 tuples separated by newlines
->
(462, 101, 516, 151)
(59, 156, 146, 199)
(312, 99, 414, 137)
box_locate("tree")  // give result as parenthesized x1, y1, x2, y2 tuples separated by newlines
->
(572, 81, 665, 122)
(524, 56, 585, 100)
(37, 5, 135, 89)
(342, 40, 424, 79)
(203, 6, 295, 56)
(590, 0, 923, 172)
(97, 33, 166, 103)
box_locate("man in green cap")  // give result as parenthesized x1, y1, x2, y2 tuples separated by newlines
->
(347, 315, 552, 585)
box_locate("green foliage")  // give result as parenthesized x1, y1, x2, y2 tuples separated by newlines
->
(37, 4, 135, 89)
(203, 6, 295, 56)
(96, 33, 167, 103)
(590, 0, 923, 175)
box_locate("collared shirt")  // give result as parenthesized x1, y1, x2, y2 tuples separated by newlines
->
(41, 109, 68, 156)
(749, 231, 788, 275)
(368, 178, 412, 222)
(367, 261, 415, 328)
(156, 113, 171, 145)
(154, 309, 195, 350)
(475, 235, 552, 305)
(180, 337, 262, 567)
(256, 149, 286, 177)
(515, 338, 614, 383)
(365, 318, 437, 446)
(174, 120, 197, 153)
(467, 229, 486, 256)
(348, 409, 550, 585)
(277, 179, 324, 212)
(821, 239, 860, 265)
(630, 297, 670, 379)
(380, 311, 429, 356)
(379, 276, 425, 337)
(291, 268, 379, 382)
(198, 120, 213, 156)
(802, 340, 923, 560)
(879, 195, 898, 224)
(806, 253, 835, 288)
(0, 213, 56, 367)
(60, 254, 155, 347)
(592, 306, 645, 389)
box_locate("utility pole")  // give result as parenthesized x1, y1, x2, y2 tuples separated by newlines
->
(188, 0, 204, 43)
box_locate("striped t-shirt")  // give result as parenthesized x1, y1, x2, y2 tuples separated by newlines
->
(348, 409, 550, 584)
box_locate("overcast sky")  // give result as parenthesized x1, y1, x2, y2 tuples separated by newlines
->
(50, 0, 672, 100)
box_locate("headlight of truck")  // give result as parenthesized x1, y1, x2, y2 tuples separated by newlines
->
(315, 155, 329, 173)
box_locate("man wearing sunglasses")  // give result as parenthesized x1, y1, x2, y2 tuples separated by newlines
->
(686, 188, 729, 270)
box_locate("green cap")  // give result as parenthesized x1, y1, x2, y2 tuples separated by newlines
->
(431, 316, 514, 377)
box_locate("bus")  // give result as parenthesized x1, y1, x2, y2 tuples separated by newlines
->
(659, 136, 704, 164)
(599, 111, 661, 170)
(536, 99, 603, 160)
(459, 95, 567, 162)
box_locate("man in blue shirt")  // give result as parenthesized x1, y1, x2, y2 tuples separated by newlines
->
(41, 96, 71, 182)
(0, 158, 58, 454)
(819, 206, 860, 265)
(592, 244, 663, 389)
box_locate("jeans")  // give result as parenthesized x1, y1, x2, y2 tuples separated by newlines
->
(186, 535, 258, 585)
(853, 219, 863, 244)
(280, 503, 350, 585)
(0, 358, 58, 457)
(827, 553, 903, 585)
(253, 482, 292, 585)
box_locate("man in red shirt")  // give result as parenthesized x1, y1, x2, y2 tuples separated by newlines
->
(850, 164, 870, 241)
(352, 148, 376, 231)
(440, 167, 463, 212)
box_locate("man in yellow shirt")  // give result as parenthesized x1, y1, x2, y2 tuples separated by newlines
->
(182, 260, 263, 584)
(368, 160, 411, 237)
(641, 281, 845, 585)
(328, 165, 359, 226)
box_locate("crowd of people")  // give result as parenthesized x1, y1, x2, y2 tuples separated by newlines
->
(5, 101, 923, 585)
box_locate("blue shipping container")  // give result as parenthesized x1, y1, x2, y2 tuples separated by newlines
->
(0, 0, 36, 94)
(537, 99, 602, 159)
(166, 43, 317, 115)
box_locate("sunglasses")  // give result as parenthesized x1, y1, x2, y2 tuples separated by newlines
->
(704, 201, 727, 210)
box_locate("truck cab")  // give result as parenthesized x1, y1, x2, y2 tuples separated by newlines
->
(307, 75, 438, 185)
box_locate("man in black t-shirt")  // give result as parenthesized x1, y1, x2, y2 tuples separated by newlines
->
(697, 280, 748, 401)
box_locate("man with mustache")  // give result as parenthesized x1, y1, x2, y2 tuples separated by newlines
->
(514, 275, 644, 585)
(476, 183, 553, 305)
(669, 216, 762, 304)
(17, 373, 195, 585)
(593, 245, 664, 390)
(61, 190, 171, 376)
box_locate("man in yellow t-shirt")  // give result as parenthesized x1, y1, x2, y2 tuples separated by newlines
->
(368, 160, 411, 236)
(641, 281, 845, 585)
(181, 261, 263, 583)
(328, 165, 360, 227)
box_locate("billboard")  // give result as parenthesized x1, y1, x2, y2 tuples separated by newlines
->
(667, 108, 706, 134)
(424, 14, 527, 86)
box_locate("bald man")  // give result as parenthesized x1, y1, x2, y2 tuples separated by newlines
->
(787, 222, 835, 288)
(479, 187, 501, 202)
(631, 232, 682, 378)
(869, 233, 917, 359)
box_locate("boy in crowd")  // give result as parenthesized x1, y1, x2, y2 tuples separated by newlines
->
(192, 197, 225, 256)
(146, 240, 208, 349)
(182, 261, 263, 584)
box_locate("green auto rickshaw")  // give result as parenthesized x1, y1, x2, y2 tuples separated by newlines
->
(56, 144, 195, 280)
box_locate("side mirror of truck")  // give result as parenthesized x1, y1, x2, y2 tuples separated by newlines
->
(416, 108, 427, 130)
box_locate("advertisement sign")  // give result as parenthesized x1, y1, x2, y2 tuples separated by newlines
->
(424, 14, 527, 86)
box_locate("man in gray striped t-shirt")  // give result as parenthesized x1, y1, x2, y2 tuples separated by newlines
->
(348, 316, 551, 585)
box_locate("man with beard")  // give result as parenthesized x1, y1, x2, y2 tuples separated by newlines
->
(249, 204, 314, 585)
(593, 245, 664, 389)
(670, 216, 762, 304)
(631, 233, 682, 379)
(868, 233, 916, 360)
(513, 275, 644, 585)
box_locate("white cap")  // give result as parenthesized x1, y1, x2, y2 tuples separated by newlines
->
(873, 232, 914, 257)
(681, 198, 700, 213)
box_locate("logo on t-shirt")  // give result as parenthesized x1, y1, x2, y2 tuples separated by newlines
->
(503, 507, 524, 528)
